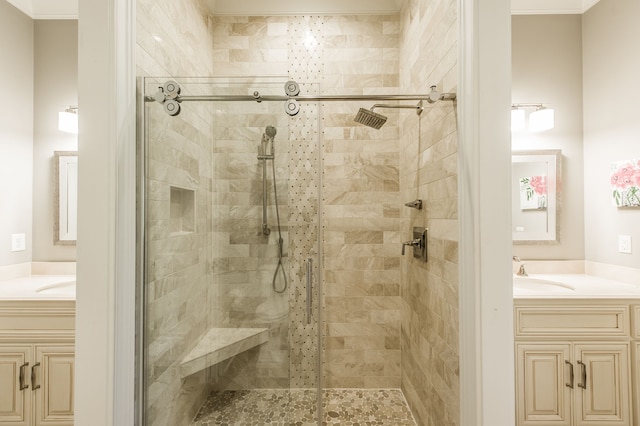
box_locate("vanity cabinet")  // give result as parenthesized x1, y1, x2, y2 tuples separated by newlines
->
(514, 301, 633, 426)
(0, 345, 74, 426)
(516, 342, 630, 426)
(0, 301, 75, 426)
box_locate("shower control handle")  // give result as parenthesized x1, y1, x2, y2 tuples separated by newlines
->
(306, 258, 313, 325)
(401, 228, 428, 261)
(401, 239, 422, 255)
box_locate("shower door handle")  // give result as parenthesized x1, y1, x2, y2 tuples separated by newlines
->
(306, 258, 313, 324)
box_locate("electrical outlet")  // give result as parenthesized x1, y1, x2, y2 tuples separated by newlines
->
(618, 235, 632, 254)
(11, 233, 26, 252)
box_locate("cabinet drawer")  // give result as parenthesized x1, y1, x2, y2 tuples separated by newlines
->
(515, 306, 629, 338)
(0, 301, 75, 343)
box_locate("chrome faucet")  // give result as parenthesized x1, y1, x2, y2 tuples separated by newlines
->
(512, 256, 528, 277)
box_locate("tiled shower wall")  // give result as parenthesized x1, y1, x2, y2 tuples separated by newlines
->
(210, 14, 402, 389)
(137, 0, 215, 425)
(399, 1, 460, 425)
(320, 16, 402, 388)
(137, 2, 459, 424)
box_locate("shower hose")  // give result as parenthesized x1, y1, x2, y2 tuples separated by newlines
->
(270, 154, 288, 294)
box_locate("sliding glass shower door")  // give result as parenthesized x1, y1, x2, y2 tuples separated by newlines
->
(139, 77, 322, 426)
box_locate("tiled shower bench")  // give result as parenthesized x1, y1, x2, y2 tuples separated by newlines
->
(179, 327, 269, 378)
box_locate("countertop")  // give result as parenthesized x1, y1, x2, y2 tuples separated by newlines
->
(0, 274, 76, 300)
(514, 273, 640, 299)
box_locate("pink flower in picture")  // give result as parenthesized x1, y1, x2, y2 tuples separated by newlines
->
(611, 170, 634, 189)
(611, 159, 640, 207)
(519, 175, 547, 209)
(529, 175, 547, 195)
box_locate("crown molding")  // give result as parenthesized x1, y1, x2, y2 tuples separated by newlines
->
(5, 0, 600, 20)
(6, 0, 77, 19)
(511, 0, 600, 15)
(208, 0, 405, 15)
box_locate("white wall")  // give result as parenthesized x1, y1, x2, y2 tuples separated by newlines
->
(33, 19, 78, 261)
(512, 15, 585, 260)
(0, 0, 34, 266)
(583, 0, 640, 267)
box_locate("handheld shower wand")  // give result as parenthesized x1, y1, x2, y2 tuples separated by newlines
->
(257, 126, 288, 293)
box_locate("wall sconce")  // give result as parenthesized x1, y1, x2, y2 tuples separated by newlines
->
(58, 106, 78, 134)
(511, 103, 554, 132)
(511, 107, 525, 132)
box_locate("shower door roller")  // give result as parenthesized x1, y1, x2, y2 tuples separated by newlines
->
(284, 80, 300, 96)
(284, 99, 300, 116)
(163, 99, 181, 116)
(162, 80, 181, 99)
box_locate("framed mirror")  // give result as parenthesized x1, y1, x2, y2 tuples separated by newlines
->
(54, 151, 78, 245)
(512, 149, 561, 243)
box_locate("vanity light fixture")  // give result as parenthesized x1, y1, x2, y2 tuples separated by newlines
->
(511, 103, 554, 132)
(529, 106, 554, 132)
(58, 106, 78, 134)
(511, 107, 525, 132)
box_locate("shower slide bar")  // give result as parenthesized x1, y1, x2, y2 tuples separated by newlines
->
(146, 80, 456, 117)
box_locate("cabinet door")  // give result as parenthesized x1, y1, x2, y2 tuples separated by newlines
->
(33, 346, 74, 426)
(574, 344, 630, 426)
(0, 346, 32, 425)
(516, 343, 572, 426)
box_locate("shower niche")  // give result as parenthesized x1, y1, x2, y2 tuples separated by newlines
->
(169, 185, 195, 235)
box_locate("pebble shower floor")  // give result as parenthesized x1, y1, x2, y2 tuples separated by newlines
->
(190, 388, 417, 425)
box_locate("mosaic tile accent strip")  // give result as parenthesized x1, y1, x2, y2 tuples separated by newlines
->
(288, 16, 324, 84)
(191, 388, 416, 425)
(287, 86, 321, 389)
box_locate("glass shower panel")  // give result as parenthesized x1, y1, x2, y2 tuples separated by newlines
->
(140, 77, 322, 426)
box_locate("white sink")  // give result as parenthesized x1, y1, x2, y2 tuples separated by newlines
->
(513, 276, 575, 293)
(36, 281, 76, 295)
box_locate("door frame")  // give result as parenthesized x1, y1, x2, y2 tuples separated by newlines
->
(75, 0, 515, 424)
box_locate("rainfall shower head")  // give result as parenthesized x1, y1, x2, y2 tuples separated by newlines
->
(354, 102, 424, 129)
(354, 108, 388, 129)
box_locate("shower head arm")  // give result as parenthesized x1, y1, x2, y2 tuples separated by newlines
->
(371, 101, 424, 116)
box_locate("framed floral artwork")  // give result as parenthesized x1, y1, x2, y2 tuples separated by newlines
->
(519, 175, 547, 210)
(611, 159, 640, 207)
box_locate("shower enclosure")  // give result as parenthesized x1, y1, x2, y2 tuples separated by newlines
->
(139, 77, 323, 426)
(138, 76, 454, 425)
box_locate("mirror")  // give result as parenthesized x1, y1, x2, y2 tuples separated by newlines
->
(512, 149, 561, 243)
(54, 151, 78, 245)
